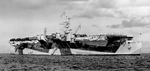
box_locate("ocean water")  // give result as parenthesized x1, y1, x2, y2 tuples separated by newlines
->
(0, 53, 149, 71)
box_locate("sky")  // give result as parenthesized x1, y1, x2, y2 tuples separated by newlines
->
(1, 0, 150, 53)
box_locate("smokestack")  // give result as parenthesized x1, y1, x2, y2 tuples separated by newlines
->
(44, 28, 47, 36)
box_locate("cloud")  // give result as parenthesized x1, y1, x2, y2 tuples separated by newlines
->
(72, 9, 117, 19)
(73, 12, 94, 19)
(89, 0, 117, 9)
(68, 0, 150, 19)
(92, 24, 99, 28)
(107, 24, 121, 28)
(72, 9, 100, 19)
(108, 17, 150, 28)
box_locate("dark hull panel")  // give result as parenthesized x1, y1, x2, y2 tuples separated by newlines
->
(81, 40, 108, 46)
(51, 39, 121, 53)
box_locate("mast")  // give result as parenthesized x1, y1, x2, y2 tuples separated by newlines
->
(60, 12, 72, 41)
(60, 12, 72, 34)
(74, 24, 81, 34)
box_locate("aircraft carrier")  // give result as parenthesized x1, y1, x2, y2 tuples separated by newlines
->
(9, 14, 142, 55)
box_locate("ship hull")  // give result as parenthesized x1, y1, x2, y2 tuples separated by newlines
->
(9, 34, 142, 55)
(14, 41, 142, 55)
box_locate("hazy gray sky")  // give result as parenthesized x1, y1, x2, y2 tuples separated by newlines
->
(1, 0, 150, 53)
